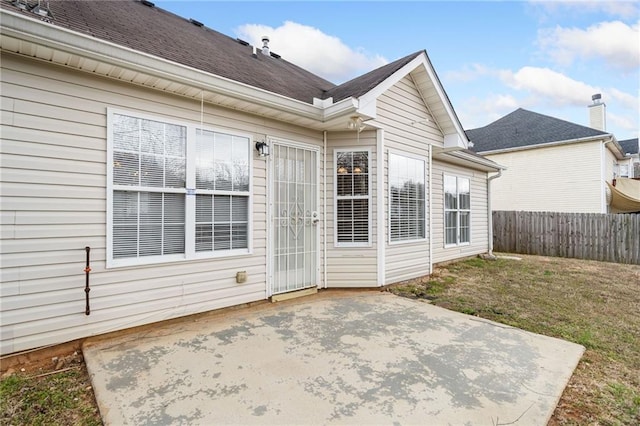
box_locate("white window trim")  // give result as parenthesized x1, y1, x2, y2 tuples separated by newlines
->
(334, 147, 372, 248)
(106, 108, 253, 268)
(443, 173, 471, 248)
(387, 149, 427, 246)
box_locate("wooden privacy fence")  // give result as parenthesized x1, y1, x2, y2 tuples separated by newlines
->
(492, 211, 640, 265)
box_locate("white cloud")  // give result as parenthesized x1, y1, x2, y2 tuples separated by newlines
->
(455, 94, 523, 129)
(608, 112, 639, 138)
(529, 0, 640, 20)
(444, 63, 493, 82)
(537, 20, 640, 70)
(236, 21, 387, 83)
(609, 87, 639, 110)
(500, 66, 601, 106)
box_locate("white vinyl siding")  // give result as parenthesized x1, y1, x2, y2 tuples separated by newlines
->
(335, 149, 370, 246)
(107, 110, 251, 267)
(389, 152, 426, 243)
(484, 141, 605, 213)
(377, 76, 433, 283)
(432, 161, 490, 264)
(444, 175, 470, 246)
(325, 134, 378, 288)
(0, 53, 325, 355)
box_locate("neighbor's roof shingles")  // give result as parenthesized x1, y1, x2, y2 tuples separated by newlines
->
(466, 108, 609, 153)
(619, 139, 639, 155)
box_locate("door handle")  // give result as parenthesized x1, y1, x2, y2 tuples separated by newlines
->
(312, 211, 319, 224)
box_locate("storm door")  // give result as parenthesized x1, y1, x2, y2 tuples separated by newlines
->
(271, 142, 319, 294)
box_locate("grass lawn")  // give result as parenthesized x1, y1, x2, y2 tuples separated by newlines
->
(391, 254, 640, 425)
(1, 253, 638, 425)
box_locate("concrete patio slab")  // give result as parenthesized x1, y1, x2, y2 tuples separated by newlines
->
(83, 291, 584, 425)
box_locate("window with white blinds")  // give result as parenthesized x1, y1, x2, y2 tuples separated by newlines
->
(335, 150, 370, 246)
(108, 111, 251, 267)
(195, 129, 249, 253)
(389, 153, 425, 243)
(444, 175, 470, 246)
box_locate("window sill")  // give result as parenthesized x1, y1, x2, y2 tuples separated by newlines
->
(107, 249, 252, 269)
(335, 242, 372, 248)
(389, 237, 427, 246)
(444, 242, 471, 249)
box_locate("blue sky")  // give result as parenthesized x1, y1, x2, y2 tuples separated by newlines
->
(155, 1, 639, 141)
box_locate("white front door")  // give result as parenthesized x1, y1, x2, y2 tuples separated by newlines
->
(271, 142, 319, 295)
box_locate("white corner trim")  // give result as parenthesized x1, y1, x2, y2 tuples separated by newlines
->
(376, 129, 385, 286)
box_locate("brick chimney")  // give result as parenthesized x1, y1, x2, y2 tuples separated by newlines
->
(588, 93, 606, 131)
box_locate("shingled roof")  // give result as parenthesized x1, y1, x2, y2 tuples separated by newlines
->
(619, 138, 639, 155)
(1, 0, 422, 106)
(324, 51, 423, 102)
(466, 108, 609, 153)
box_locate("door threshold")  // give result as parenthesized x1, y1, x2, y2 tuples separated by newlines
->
(271, 287, 318, 303)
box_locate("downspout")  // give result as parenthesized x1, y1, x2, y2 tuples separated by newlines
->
(428, 144, 433, 274)
(323, 130, 328, 289)
(602, 138, 612, 213)
(487, 169, 503, 256)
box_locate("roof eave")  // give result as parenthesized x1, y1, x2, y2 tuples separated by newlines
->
(434, 150, 504, 172)
(1, 9, 350, 128)
(476, 134, 614, 156)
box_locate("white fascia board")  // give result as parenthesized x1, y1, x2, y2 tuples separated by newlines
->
(477, 134, 614, 156)
(1, 10, 323, 120)
(322, 97, 359, 121)
(434, 150, 503, 172)
(357, 54, 427, 116)
(443, 133, 465, 149)
(606, 136, 626, 160)
(439, 150, 504, 172)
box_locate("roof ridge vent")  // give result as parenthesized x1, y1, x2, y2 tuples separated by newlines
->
(270, 52, 281, 59)
(12, 0, 28, 11)
(30, 0, 52, 18)
(236, 38, 250, 46)
(189, 18, 204, 27)
(141, 0, 155, 7)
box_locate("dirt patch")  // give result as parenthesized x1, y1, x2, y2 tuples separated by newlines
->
(1, 350, 102, 426)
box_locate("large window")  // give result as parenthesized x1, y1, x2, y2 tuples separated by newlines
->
(108, 110, 251, 267)
(444, 175, 470, 246)
(389, 152, 425, 243)
(335, 150, 370, 246)
(195, 130, 250, 252)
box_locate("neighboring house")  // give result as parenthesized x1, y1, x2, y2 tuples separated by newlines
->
(618, 138, 640, 179)
(0, 0, 501, 355)
(466, 105, 635, 214)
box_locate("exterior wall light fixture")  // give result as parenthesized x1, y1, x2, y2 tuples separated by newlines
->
(255, 140, 270, 157)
